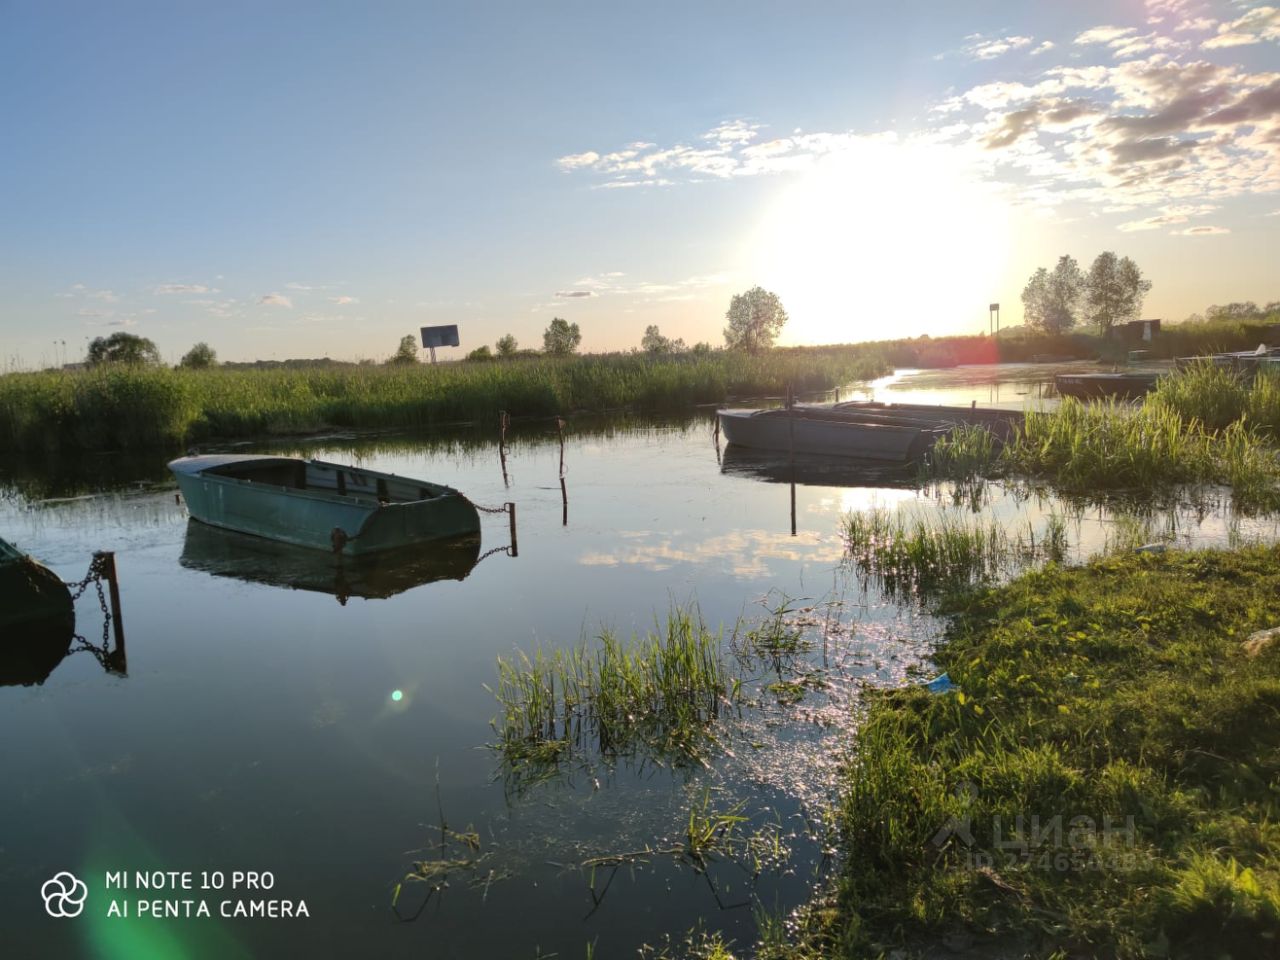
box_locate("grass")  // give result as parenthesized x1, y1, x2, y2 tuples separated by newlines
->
(922, 370, 1280, 512)
(841, 506, 1069, 599)
(783, 545, 1280, 959)
(0, 346, 891, 452)
(490, 605, 738, 781)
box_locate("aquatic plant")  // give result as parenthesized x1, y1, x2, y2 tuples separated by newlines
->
(1148, 360, 1250, 431)
(490, 606, 737, 777)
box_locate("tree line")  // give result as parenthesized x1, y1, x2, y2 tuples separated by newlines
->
(1021, 251, 1152, 335)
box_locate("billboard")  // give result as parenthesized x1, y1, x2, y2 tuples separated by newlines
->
(420, 325, 460, 349)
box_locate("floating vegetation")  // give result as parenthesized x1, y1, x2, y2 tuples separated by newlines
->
(490, 606, 738, 783)
(841, 506, 1070, 599)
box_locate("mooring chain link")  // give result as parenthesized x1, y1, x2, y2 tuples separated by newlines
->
(470, 500, 513, 515)
(474, 544, 513, 564)
(62, 554, 114, 642)
(65, 553, 109, 602)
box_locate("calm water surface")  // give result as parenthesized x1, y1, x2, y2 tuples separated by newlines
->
(2, 365, 1274, 958)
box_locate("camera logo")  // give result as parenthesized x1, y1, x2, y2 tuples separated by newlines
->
(42, 872, 88, 918)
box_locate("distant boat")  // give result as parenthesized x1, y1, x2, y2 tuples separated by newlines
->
(169, 455, 481, 555)
(179, 521, 481, 601)
(1053, 372, 1162, 401)
(717, 401, 1022, 462)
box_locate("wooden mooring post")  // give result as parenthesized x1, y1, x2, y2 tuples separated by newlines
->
(507, 501, 518, 557)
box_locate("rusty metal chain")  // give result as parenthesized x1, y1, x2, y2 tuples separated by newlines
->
(470, 500, 513, 515)
(65, 553, 109, 602)
(474, 544, 513, 564)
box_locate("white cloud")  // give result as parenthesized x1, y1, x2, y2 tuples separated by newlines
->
(1203, 5, 1280, 48)
(328, 295, 358, 305)
(259, 293, 293, 308)
(1031, 40, 1056, 55)
(964, 34, 1035, 60)
(154, 283, 213, 295)
(1075, 26, 1137, 45)
(284, 281, 313, 291)
(1177, 17, 1218, 32)
(555, 290, 595, 298)
(1173, 224, 1231, 235)
(556, 151, 600, 171)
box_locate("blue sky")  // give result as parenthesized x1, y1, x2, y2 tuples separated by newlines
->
(2, 0, 1278, 366)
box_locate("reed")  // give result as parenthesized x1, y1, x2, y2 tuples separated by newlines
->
(0, 346, 891, 452)
(1149, 360, 1251, 431)
(490, 605, 737, 776)
(841, 506, 1067, 598)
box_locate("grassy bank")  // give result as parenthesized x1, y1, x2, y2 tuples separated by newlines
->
(927, 367, 1280, 511)
(794, 546, 1280, 959)
(0, 346, 889, 452)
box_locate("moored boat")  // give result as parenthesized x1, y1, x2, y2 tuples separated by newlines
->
(1053, 372, 1162, 400)
(717, 401, 1022, 462)
(1, 536, 73, 627)
(168, 455, 480, 556)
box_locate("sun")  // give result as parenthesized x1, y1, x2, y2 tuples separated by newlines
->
(748, 138, 1013, 345)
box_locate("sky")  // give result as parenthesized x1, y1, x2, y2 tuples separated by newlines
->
(1, 0, 1278, 367)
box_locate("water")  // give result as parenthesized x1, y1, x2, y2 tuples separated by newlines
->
(1, 365, 1275, 958)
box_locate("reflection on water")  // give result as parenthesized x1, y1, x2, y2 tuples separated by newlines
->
(179, 522, 487, 603)
(0, 365, 1277, 958)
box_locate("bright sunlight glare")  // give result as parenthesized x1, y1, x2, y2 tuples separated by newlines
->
(750, 138, 1013, 345)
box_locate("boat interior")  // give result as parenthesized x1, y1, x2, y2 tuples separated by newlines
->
(203, 458, 449, 505)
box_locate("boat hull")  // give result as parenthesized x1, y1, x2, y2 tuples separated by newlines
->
(719, 409, 938, 462)
(1054, 373, 1160, 400)
(170, 456, 480, 556)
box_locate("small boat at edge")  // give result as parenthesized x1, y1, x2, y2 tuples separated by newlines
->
(168, 455, 481, 556)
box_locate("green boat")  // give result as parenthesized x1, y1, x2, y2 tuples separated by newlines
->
(168, 455, 481, 556)
(1, 536, 74, 627)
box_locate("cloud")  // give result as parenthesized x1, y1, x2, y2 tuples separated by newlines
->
(1203, 5, 1280, 48)
(258, 293, 293, 308)
(328, 295, 358, 305)
(1076, 25, 1137, 45)
(557, 151, 600, 171)
(105, 318, 139, 327)
(1031, 40, 1056, 55)
(154, 283, 213, 295)
(1177, 17, 1218, 32)
(284, 281, 313, 291)
(963, 34, 1036, 60)
(555, 290, 595, 298)
(1173, 224, 1231, 235)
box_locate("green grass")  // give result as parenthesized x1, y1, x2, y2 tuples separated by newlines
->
(841, 506, 1069, 599)
(490, 605, 738, 781)
(787, 545, 1280, 958)
(923, 369, 1280, 511)
(0, 346, 890, 452)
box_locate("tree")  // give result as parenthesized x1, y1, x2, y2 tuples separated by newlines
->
(1021, 256, 1084, 335)
(466, 345, 493, 362)
(86, 332, 161, 366)
(495, 334, 518, 358)
(640, 325, 685, 355)
(723, 286, 788, 353)
(542, 317, 581, 356)
(1084, 252, 1152, 334)
(388, 335, 419, 364)
(178, 342, 217, 369)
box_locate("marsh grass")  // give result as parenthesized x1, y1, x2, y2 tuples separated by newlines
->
(490, 606, 737, 780)
(803, 546, 1280, 957)
(841, 506, 1069, 599)
(0, 346, 890, 452)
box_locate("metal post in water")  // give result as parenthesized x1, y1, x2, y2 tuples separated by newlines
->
(96, 551, 126, 652)
(560, 477, 568, 527)
(506, 502, 518, 557)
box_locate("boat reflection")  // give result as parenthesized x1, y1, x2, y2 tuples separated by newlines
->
(179, 521, 483, 603)
(719, 445, 920, 489)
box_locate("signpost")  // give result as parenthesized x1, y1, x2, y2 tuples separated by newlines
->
(419, 325, 460, 364)
(989, 303, 1000, 337)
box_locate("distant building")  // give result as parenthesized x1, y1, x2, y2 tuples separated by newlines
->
(1117, 319, 1161, 343)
